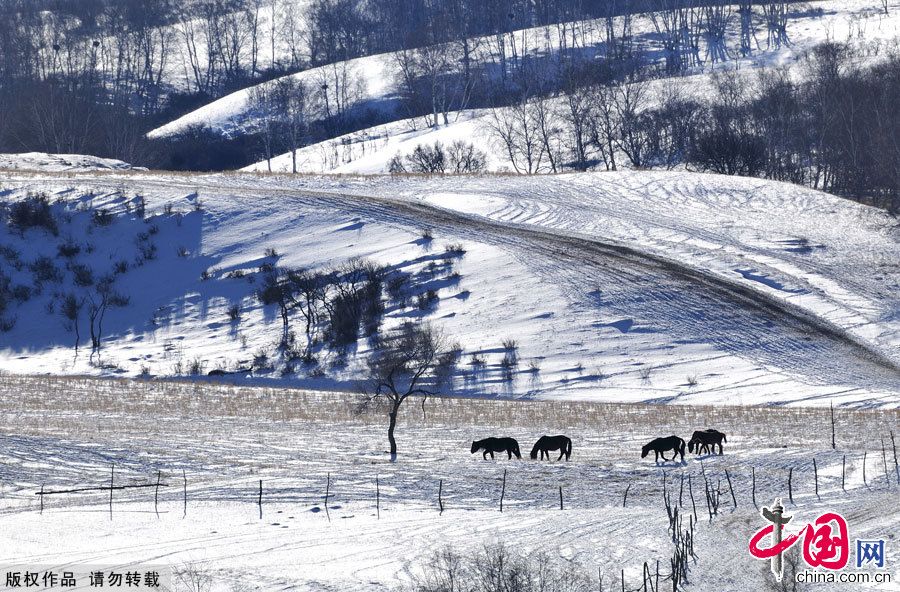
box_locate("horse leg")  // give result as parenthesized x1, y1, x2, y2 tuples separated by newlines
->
(483, 450, 489, 460)
(490, 451, 495, 460)
(557, 449, 564, 461)
(507, 449, 512, 460)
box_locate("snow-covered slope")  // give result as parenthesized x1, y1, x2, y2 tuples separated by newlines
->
(0, 167, 897, 407)
(158, 0, 900, 174)
(0, 153, 140, 172)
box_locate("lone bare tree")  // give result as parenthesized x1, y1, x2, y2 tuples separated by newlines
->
(363, 322, 458, 461)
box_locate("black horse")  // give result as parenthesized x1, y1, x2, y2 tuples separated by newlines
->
(471, 437, 521, 460)
(530, 435, 572, 461)
(688, 429, 726, 455)
(641, 435, 685, 463)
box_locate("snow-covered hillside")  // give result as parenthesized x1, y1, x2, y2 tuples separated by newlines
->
(0, 166, 897, 407)
(243, 0, 900, 175)
(0, 153, 140, 173)
(151, 0, 900, 175)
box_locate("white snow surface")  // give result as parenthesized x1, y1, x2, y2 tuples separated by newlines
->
(0, 167, 897, 408)
(0, 153, 139, 172)
(155, 0, 900, 173)
(0, 376, 897, 592)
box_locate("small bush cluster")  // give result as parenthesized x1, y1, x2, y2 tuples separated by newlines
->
(389, 140, 487, 175)
(9, 193, 58, 235)
(405, 544, 592, 592)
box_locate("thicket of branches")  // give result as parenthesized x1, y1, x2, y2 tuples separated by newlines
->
(486, 43, 900, 210)
(0, 0, 811, 170)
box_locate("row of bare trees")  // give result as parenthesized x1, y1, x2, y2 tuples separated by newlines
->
(485, 42, 900, 210)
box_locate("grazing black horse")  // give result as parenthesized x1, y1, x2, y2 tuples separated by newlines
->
(688, 429, 727, 455)
(471, 437, 521, 460)
(530, 435, 572, 461)
(641, 435, 685, 463)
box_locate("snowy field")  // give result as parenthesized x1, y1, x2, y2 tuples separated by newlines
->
(0, 166, 897, 407)
(0, 374, 897, 591)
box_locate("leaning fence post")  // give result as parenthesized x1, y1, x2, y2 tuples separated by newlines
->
(438, 479, 443, 515)
(325, 473, 331, 522)
(687, 474, 697, 521)
(376, 476, 381, 519)
(499, 469, 507, 513)
(182, 469, 187, 519)
(881, 437, 889, 486)
(559, 485, 563, 511)
(258, 479, 263, 520)
(751, 466, 757, 507)
(623, 483, 632, 508)
(863, 451, 868, 487)
(724, 468, 737, 510)
(891, 431, 899, 485)
(813, 458, 819, 499)
(788, 467, 793, 504)
(154, 471, 161, 519)
(39, 485, 44, 515)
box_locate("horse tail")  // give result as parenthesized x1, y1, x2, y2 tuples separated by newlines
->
(722, 433, 727, 443)
(566, 437, 572, 458)
(679, 437, 686, 456)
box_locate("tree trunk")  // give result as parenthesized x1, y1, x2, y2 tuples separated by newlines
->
(388, 404, 399, 462)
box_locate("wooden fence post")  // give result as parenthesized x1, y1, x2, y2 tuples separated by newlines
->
(688, 474, 697, 521)
(724, 469, 737, 510)
(623, 483, 631, 508)
(39, 485, 43, 515)
(830, 400, 836, 450)
(258, 479, 263, 520)
(841, 456, 846, 491)
(438, 479, 443, 515)
(559, 485, 563, 510)
(376, 476, 381, 519)
(788, 467, 793, 504)
(499, 469, 507, 513)
(881, 437, 889, 485)
(325, 472, 331, 522)
(154, 471, 161, 519)
(863, 451, 867, 487)
(891, 431, 899, 485)
(751, 466, 757, 507)
(109, 464, 114, 520)
(182, 469, 187, 519)
(813, 459, 819, 499)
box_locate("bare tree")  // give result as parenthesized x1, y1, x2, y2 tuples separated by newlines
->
(363, 323, 458, 461)
(249, 83, 278, 171)
(613, 80, 652, 168)
(273, 76, 309, 173)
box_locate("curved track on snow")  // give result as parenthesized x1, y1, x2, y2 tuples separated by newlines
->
(131, 174, 900, 393)
(6, 170, 898, 398)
